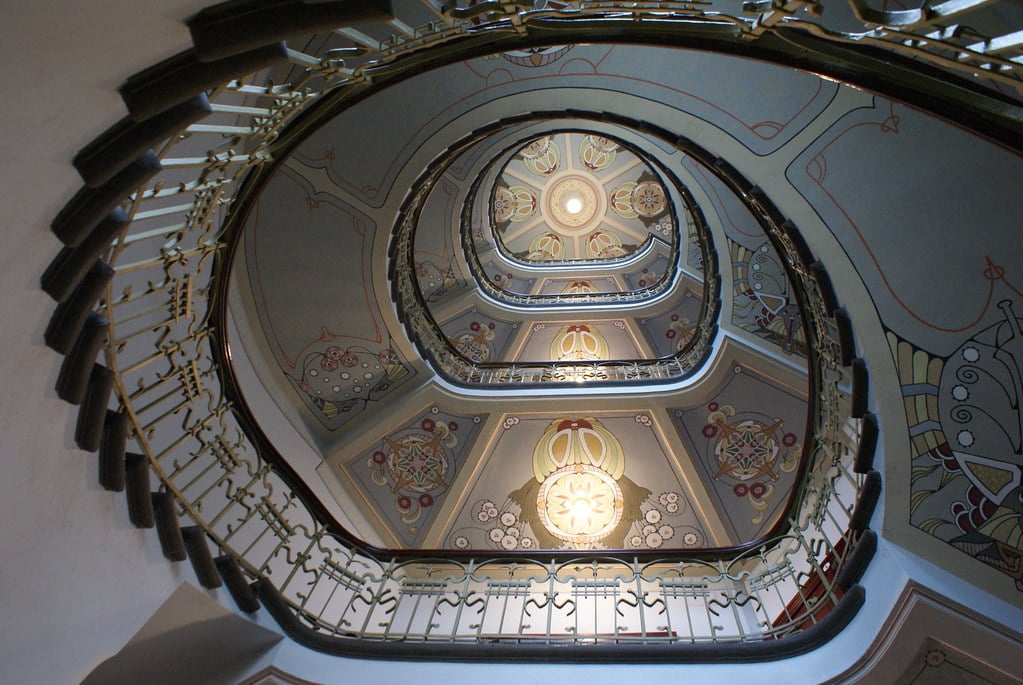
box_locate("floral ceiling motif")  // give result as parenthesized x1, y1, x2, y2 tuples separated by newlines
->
(671, 366, 807, 543)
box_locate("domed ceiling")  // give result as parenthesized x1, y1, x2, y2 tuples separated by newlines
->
(227, 43, 821, 553)
(217, 17, 1023, 564)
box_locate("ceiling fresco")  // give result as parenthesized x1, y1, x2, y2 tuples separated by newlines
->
(889, 317, 1023, 591)
(780, 95, 1023, 590)
(680, 155, 808, 361)
(227, 32, 1022, 594)
(338, 405, 488, 548)
(230, 44, 827, 552)
(669, 365, 808, 543)
(239, 163, 416, 431)
(396, 121, 714, 380)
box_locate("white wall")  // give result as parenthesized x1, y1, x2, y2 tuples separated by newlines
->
(0, 2, 208, 682)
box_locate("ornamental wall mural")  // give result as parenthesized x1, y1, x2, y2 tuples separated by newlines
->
(446, 414, 709, 551)
(729, 239, 807, 358)
(784, 96, 1023, 593)
(670, 366, 806, 543)
(890, 317, 1023, 591)
(241, 163, 415, 431)
(339, 406, 486, 547)
(681, 155, 807, 360)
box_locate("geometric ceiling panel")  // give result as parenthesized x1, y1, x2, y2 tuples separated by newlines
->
(491, 131, 673, 265)
(670, 365, 809, 545)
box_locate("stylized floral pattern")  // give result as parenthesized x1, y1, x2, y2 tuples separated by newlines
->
(293, 342, 411, 425)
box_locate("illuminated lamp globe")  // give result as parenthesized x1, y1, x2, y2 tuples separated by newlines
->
(562, 191, 585, 215)
(572, 497, 593, 518)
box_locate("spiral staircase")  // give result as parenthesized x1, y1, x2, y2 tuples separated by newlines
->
(4, 1, 1023, 683)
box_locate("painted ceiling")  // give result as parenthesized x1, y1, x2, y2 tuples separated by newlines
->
(227, 34, 1023, 580)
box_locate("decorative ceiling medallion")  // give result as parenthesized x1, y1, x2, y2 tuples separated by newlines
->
(542, 172, 603, 233)
(488, 131, 678, 266)
(449, 327, 494, 363)
(383, 433, 449, 494)
(610, 179, 668, 219)
(537, 465, 624, 543)
(533, 417, 625, 481)
(632, 180, 668, 218)
(712, 416, 785, 482)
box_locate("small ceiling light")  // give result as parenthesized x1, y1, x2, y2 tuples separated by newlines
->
(572, 497, 593, 519)
(563, 191, 584, 215)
